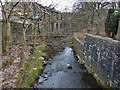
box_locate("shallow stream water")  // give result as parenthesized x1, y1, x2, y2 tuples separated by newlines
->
(34, 39, 101, 88)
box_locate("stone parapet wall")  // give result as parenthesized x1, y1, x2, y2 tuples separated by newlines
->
(73, 37, 84, 59)
(73, 33, 120, 88)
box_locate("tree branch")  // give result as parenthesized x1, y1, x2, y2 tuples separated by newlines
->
(8, 2, 19, 19)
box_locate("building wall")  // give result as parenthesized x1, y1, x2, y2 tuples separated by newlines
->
(73, 33, 120, 88)
(40, 11, 66, 37)
(36, 4, 63, 36)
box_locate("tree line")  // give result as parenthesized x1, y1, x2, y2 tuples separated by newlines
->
(72, 1, 120, 38)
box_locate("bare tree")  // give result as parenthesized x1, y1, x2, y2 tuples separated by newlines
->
(72, 1, 112, 35)
(19, 2, 29, 68)
(0, 0, 19, 55)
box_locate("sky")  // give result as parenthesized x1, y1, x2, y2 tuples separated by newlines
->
(0, 0, 119, 12)
(0, 0, 76, 19)
(34, 0, 120, 12)
(38, 0, 76, 12)
(0, 0, 76, 12)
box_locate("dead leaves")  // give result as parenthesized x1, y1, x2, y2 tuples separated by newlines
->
(1, 45, 32, 88)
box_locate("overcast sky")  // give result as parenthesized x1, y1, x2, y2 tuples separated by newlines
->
(0, 0, 119, 12)
(37, 0, 119, 12)
(0, 0, 76, 12)
(38, 0, 76, 12)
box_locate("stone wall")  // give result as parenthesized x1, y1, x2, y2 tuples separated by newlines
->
(73, 33, 120, 88)
(73, 37, 84, 59)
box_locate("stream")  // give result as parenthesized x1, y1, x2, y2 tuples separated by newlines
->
(34, 38, 101, 88)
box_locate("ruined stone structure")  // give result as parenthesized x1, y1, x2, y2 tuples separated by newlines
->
(3, 2, 75, 40)
(73, 34, 120, 88)
(35, 4, 79, 37)
(1, 2, 83, 52)
(35, 3, 64, 37)
(1, 2, 65, 45)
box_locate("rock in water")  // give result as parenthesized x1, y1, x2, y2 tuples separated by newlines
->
(67, 64, 72, 69)
(38, 76, 48, 84)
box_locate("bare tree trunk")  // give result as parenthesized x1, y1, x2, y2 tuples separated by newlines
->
(96, 15, 101, 35)
(0, 21, 2, 56)
(4, 20, 11, 55)
(19, 3, 27, 68)
(33, 23, 37, 50)
(87, 16, 91, 33)
(20, 28, 26, 68)
(0, 1, 19, 55)
(96, 3, 101, 35)
(32, 3, 38, 52)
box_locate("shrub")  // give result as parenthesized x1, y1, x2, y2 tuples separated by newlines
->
(108, 8, 115, 14)
(105, 8, 119, 38)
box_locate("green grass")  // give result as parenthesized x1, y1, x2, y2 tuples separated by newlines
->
(16, 43, 46, 88)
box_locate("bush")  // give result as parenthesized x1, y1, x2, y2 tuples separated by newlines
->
(108, 8, 115, 14)
(105, 8, 119, 38)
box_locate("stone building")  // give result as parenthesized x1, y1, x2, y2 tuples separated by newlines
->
(1, 2, 65, 45)
(36, 3, 63, 36)
(1, 1, 76, 49)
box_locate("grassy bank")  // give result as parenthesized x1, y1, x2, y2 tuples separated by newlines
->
(16, 43, 46, 88)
